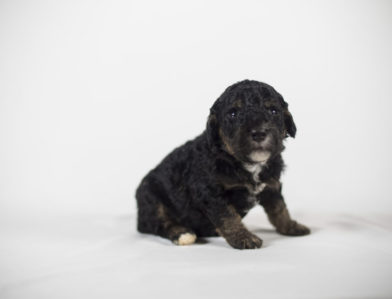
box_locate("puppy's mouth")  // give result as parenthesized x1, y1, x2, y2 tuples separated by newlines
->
(248, 149, 271, 163)
(248, 134, 272, 163)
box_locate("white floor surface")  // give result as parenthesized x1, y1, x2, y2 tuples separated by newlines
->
(1, 209, 392, 299)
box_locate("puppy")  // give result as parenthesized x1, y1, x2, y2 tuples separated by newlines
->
(136, 80, 310, 249)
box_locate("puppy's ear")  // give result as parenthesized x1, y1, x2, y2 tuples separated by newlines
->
(284, 109, 296, 138)
(279, 95, 296, 138)
(206, 109, 220, 149)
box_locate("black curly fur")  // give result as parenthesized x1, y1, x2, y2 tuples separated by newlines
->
(136, 80, 310, 249)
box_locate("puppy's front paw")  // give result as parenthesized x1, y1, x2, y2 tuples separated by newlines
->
(278, 220, 311, 236)
(226, 230, 263, 249)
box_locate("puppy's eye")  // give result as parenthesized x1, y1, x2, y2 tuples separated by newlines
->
(269, 108, 278, 115)
(227, 108, 238, 118)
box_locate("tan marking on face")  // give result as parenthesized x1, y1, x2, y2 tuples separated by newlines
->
(233, 99, 242, 108)
(264, 100, 277, 108)
(219, 128, 235, 155)
(207, 114, 216, 124)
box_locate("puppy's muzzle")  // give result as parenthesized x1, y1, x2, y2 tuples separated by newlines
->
(250, 130, 267, 142)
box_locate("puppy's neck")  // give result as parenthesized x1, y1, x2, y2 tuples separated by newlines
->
(243, 161, 267, 183)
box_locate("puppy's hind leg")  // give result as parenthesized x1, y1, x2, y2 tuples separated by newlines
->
(155, 203, 197, 246)
(136, 184, 196, 245)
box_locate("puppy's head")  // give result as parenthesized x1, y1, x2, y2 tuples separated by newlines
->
(207, 80, 296, 164)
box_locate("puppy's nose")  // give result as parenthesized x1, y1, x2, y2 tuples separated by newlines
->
(251, 130, 267, 142)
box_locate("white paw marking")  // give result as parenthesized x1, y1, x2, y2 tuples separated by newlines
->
(176, 233, 196, 246)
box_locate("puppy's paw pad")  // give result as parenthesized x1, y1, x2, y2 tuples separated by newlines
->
(173, 233, 197, 246)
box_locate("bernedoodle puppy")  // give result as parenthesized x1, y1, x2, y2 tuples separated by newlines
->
(136, 80, 310, 249)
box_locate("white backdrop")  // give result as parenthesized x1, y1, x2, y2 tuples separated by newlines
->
(1, 0, 392, 217)
(1, 1, 392, 298)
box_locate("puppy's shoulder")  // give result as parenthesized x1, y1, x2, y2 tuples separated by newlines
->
(260, 154, 285, 181)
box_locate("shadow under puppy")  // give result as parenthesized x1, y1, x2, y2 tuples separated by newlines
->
(136, 80, 310, 249)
